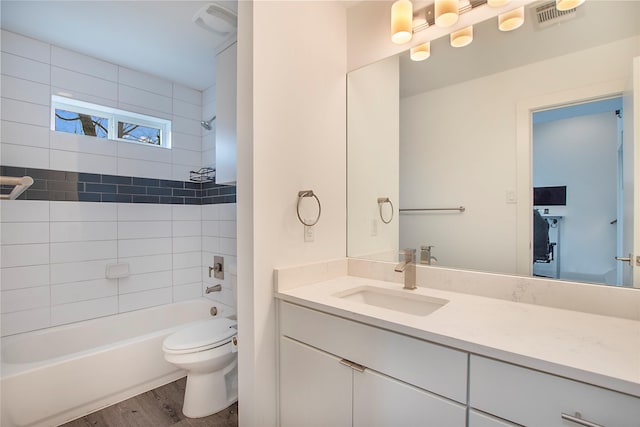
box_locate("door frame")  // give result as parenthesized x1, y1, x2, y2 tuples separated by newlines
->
(515, 80, 627, 278)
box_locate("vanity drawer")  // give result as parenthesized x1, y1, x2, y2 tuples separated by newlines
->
(279, 301, 467, 403)
(469, 355, 640, 427)
(469, 410, 519, 427)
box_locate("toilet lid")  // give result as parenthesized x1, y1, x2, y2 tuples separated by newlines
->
(163, 317, 237, 352)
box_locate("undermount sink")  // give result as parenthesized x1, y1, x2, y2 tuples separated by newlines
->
(333, 286, 448, 316)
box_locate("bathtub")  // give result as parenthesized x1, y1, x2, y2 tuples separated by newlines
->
(1, 298, 221, 427)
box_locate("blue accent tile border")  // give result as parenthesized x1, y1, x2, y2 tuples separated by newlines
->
(0, 166, 236, 205)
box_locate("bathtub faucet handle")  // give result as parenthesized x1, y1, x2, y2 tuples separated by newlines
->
(209, 256, 224, 279)
(208, 264, 222, 277)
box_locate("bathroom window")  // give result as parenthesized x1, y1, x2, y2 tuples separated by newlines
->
(52, 95, 171, 148)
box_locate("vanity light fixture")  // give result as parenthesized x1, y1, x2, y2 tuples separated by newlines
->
(410, 42, 431, 61)
(412, 7, 428, 28)
(450, 26, 473, 47)
(401, 0, 525, 61)
(391, 0, 414, 44)
(556, 0, 585, 11)
(498, 6, 525, 31)
(435, 0, 459, 27)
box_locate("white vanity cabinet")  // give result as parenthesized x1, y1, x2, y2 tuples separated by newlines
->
(278, 302, 467, 427)
(469, 355, 640, 427)
(468, 411, 519, 427)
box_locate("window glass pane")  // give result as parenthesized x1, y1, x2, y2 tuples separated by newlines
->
(117, 121, 162, 146)
(54, 109, 108, 138)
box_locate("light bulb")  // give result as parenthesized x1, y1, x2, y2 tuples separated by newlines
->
(450, 26, 473, 47)
(410, 42, 431, 61)
(435, 0, 459, 28)
(556, 0, 585, 11)
(391, 0, 413, 44)
(499, 6, 524, 32)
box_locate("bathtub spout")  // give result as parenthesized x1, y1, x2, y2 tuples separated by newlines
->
(206, 284, 222, 294)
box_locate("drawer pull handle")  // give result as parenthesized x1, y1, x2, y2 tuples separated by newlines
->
(561, 412, 604, 427)
(339, 359, 366, 373)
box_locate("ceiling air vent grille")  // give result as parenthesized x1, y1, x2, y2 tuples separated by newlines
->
(535, 1, 577, 27)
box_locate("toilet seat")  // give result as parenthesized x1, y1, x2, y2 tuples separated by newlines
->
(163, 317, 237, 355)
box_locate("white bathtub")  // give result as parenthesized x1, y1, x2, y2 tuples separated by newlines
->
(0, 298, 220, 427)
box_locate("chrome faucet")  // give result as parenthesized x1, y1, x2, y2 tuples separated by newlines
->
(420, 245, 438, 265)
(206, 284, 222, 294)
(394, 249, 416, 290)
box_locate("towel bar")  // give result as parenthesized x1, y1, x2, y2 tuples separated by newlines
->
(399, 206, 465, 213)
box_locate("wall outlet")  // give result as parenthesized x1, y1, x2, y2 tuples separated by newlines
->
(304, 224, 314, 242)
(370, 219, 378, 236)
(506, 190, 517, 204)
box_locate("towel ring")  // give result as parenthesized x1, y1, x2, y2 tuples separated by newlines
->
(377, 197, 394, 224)
(297, 190, 321, 226)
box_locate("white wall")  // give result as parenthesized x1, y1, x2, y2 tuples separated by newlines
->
(0, 29, 203, 181)
(398, 36, 640, 276)
(215, 42, 237, 184)
(347, 55, 399, 259)
(533, 112, 618, 280)
(237, 2, 347, 426)
(0, 201, 237, 336)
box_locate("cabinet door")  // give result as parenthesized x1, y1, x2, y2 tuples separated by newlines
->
(353, 368, 466, 427)
(279, 336, 352, 427)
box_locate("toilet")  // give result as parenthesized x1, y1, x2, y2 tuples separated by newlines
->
(162, 317, 238, 418)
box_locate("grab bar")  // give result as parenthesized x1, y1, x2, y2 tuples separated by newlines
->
(0, 176, 34, 200)
(399, 206, 465, 213)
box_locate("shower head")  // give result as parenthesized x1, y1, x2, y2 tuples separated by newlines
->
(201, 116, 216, 130)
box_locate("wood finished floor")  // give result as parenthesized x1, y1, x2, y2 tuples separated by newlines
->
(60, 378, 238, 427)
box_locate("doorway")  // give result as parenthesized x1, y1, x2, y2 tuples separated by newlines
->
(531, 97, 623, 285)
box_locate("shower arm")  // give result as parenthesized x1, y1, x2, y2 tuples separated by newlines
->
(201, 116, 216, 130)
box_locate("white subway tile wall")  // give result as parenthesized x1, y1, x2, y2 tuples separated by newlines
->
(0, 30, 204, 180)
(0, 200, 237, 336)
(202, 204, 237, 310)
(0, 30, 235, 336)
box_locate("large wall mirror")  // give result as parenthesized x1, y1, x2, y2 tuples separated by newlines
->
(347, 0, 640, 288)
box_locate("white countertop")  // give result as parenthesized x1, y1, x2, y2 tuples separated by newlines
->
(276, 275, 640, 398)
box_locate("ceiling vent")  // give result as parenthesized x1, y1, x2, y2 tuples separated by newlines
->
(534, 1, 577, 28)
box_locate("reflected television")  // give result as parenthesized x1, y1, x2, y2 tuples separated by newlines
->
(534, 186, 566, 206)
